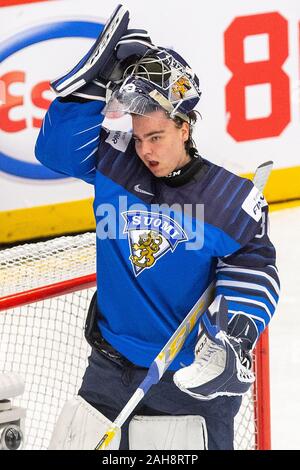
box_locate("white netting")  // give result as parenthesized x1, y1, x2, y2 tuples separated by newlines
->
(0, 291, 94, 449)
(0, 233, 259, 450)
(0, 232, 96, 297)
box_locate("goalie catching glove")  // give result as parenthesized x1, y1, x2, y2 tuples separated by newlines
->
(50, 4, 157, 101)
(173, 295, 258, 400)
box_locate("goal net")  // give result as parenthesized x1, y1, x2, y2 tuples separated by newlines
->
(0, 233, 270, 450)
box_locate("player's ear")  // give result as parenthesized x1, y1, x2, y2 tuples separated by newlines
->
(181, 121, 190, 144)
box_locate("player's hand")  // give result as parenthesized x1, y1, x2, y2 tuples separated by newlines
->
(173, 296, 256, 400)
(50, 4, 157, 101)
(50, 4, 129, 99)
(69, 29, 157, 102)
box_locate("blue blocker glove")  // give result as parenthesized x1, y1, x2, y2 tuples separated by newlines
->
(50, 4, 157, 101)
(173, 296, 258, 400)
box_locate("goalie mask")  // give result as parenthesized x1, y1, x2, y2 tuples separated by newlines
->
(103, 48, 202, 123)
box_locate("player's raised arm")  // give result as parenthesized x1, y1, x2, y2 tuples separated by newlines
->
(35, 97, 105, 184)
(35, 4, 156, 184)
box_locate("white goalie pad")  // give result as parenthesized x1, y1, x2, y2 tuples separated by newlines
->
(129, 415, 207, 450)
(49, 396, 120, 450)
(0, 373, 25, 400)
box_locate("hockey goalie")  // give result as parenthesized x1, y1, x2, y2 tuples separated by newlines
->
(35, 4, 280, 450)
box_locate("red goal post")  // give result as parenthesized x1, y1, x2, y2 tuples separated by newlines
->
(0, 233, 271, 450)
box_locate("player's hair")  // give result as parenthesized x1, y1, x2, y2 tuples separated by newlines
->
(172, 110, 199, 153)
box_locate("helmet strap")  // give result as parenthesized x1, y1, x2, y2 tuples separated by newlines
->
(149, 89, 189, 122)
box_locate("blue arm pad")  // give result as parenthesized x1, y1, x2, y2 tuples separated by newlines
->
(215, 207, 280, 335)
(35, 98, 105, 184)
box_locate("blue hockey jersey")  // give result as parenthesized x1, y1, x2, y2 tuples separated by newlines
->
(35, 98, 280, 370)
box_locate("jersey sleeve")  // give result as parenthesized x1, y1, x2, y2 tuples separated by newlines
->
(35, 97, 105, 184)
(215, 203, 280, 336)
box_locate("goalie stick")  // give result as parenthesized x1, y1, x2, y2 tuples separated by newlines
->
(95, 160, 273, 450)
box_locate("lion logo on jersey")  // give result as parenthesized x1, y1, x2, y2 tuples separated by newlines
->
(130, 231, 163, 268)
(122, 210, 188, 276)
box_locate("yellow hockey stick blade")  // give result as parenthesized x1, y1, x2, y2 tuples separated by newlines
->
(95, 425, 120, 450)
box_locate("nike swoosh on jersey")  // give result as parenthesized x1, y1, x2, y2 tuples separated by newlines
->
(134, 184, 154, 196)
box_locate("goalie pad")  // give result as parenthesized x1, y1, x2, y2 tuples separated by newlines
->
(129, 415, 207, 450)
(48, 396, 120, 450)
(0, 373, 24, 400)
(51, 4, 130, 97)
(173, 296, 255, 400)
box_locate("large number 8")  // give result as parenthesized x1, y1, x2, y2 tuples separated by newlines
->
(224, 12, 290, 142)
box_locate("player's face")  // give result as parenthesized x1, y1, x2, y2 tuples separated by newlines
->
(132, 110, 190, 177)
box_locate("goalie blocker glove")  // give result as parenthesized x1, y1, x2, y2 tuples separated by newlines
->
(71, 30, 157, 101)
(51, 4, 129, 97)
(50, 4, 157, 101)
(173, 296, 258, 400)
